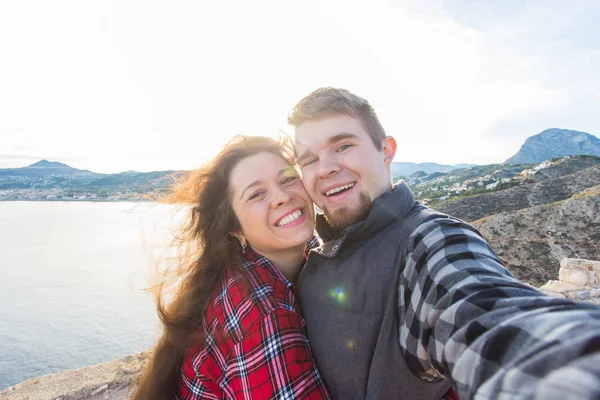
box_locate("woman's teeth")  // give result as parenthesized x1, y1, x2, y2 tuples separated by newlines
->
(326, 183, 355, 196)
(277, 209, 303, 226)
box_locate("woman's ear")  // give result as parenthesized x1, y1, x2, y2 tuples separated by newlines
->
(230, 231, 247, 249)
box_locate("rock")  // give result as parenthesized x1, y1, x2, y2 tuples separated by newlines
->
(537, 258, 600, 304)
(539, 280, 581, 293)
(561, 258, 600, 283)
(0, 352, 150, 400)
(559, 268, 598, 286)
(90, 385, 108, 396)
(566, 290, 591, 301)
(539, 290, 567, 299)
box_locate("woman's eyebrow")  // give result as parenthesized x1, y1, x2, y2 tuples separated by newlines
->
(240, 180, 263, 199)
(241, 168, 291, 199)
(278, 166, 296, 177)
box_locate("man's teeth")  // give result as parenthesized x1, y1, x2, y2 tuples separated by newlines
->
(326, 183, 355, 196)
(277, 210, 303, 226)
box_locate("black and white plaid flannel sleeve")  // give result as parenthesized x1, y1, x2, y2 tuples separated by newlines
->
(399, 216, 600, 399)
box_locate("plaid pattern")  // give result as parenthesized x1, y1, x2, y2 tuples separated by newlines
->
(400, 216, 600, 399)
(175, 237, 331, 400)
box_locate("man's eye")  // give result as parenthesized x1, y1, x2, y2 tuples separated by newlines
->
(302, 158, 317, 167)
(336, 144, 352, 152)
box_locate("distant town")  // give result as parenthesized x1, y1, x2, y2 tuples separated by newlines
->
(0, 160, 176, 202)
(0, 188, 167, 202)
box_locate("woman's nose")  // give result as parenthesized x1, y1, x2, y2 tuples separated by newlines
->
(270, 186, 292, 208)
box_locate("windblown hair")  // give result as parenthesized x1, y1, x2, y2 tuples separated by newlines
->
(288, 87, 387, 150)
(131, 135, 294, 399)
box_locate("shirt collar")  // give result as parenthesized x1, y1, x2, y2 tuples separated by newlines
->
(314, 181, 416, 258)
(244, 234, 321, 287)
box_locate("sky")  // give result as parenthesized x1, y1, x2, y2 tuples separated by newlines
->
(0, 0, 599, 173)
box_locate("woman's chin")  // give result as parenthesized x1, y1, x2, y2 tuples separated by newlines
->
(277, 228, 314, 250)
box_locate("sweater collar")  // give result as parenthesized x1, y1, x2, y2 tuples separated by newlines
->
(314, 181, 416, 258)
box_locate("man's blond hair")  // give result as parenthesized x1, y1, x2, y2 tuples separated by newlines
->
(288, 87, 387, 151)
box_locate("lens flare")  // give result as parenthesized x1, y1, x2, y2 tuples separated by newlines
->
(328, 287, 346, 305)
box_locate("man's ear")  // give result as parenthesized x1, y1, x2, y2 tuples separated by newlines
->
(382, 136, 397, 168)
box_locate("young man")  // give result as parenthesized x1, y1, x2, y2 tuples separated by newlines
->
(289, 87, 600, 400)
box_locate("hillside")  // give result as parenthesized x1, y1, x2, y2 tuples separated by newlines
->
(0, 161, 178, 201)
(409, 155, 600, 285)
(391, 161, 474, 177)
(471, 186, 600, 285)
(0, 160, 97, 178)
(505, 128, 600, 164)
(431, 156, 600, 222)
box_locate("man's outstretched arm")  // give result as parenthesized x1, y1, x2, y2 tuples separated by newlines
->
(399, 217, 600, 399)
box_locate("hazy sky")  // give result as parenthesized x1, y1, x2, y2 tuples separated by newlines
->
(1, 0, 599, 173)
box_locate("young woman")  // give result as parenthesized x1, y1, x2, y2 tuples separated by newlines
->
(132, 136, 330, 399)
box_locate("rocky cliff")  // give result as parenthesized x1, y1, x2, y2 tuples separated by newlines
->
(471, 185, 600, 284)
(0, 353, 149, 400)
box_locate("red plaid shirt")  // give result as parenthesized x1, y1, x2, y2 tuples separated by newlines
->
(175, 237, 331, 400)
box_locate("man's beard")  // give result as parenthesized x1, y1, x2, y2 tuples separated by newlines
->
(323, 191, 372, 230)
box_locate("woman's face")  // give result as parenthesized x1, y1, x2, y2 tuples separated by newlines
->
(229, 151, 316, 256)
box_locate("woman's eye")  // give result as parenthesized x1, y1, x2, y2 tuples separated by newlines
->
(336, 144, 352, 152)
(248, 191, 265, 200)
(282, 176, 298, 185)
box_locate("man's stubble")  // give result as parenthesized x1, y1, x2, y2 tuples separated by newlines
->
(322, 191, 372, 230)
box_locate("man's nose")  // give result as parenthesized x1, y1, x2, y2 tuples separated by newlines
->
(317, 155, 341, 179)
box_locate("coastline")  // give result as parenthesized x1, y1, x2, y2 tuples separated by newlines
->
(0, 352, 149, 400)
(0, 199, 155, 203)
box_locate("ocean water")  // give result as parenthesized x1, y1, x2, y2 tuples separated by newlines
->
(0, 201, 184, 389)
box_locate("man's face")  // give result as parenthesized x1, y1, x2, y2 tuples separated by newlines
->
(294, 114, 396, 230)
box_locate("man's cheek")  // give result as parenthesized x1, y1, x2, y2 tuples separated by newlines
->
(300, 175, 314, 192)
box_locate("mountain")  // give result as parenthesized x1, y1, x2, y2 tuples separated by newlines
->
(505, 128, 600, 165)
(0, 160, 98, 178)
(27, 160, 70, 168)
(0, 160, 178, 199)
(391, 162, 475, 177)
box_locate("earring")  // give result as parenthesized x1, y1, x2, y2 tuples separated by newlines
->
(239, 237, 247, 254)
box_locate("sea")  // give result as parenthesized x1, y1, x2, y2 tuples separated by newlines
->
(0, 201, 185, 389)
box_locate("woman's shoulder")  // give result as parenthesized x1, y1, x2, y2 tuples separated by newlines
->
(204, 259, 297, 343)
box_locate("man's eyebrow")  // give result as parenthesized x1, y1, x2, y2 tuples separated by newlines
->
(296, 147, 316, 164)
(296, 132, 359, 164)
(329, 132, 359, 143)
